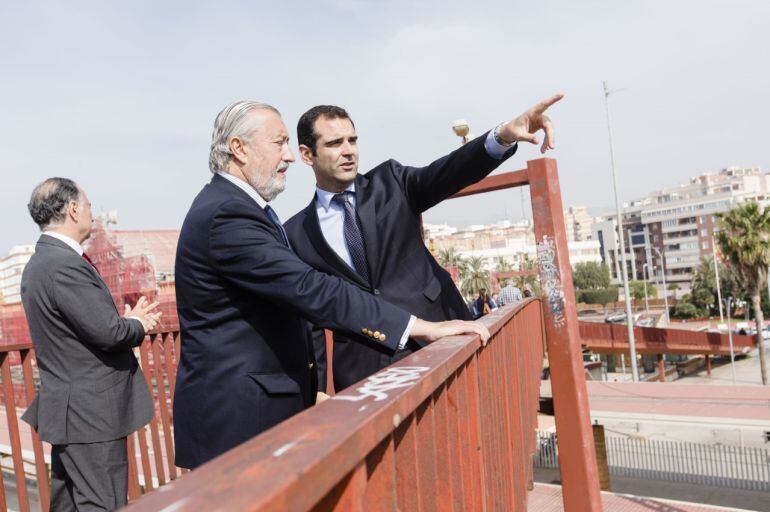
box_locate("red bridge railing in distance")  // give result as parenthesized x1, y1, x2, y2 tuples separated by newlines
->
(0, 329, 184, 512)
(126, 299, 545, 511)
(579, 321, 758, 355)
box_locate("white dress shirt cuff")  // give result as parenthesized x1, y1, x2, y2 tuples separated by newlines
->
(399, 315, 417, 350)
(484, 129, 516, 160)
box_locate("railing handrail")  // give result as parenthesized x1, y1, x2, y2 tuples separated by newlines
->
(124, 299, 540, 511)
(579, 321, 757, 353)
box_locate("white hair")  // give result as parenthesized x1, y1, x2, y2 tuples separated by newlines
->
(208, 101, 279, 173)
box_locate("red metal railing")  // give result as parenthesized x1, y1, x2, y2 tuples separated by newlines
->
(0, 330, 184, 512)
(579, 321, 757, 355)
(125, 299, 545, 511)
(1, 157, 602, 511)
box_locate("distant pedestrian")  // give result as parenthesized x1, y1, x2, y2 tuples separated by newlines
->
(472, 289, 496, 319)
(498, 279, 523, 306)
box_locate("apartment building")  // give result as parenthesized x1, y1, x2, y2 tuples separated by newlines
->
(593, 166, 770, 293)
(426, 218, 602, 269)
(0, 245, 35, 304)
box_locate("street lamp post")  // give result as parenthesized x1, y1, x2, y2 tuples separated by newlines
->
(604, 81, 639, 382)
(652, 246, 670, 325)
(642, 263, 650, 315)
(725, 297, 737, 384)
(712, 236, 725, 324)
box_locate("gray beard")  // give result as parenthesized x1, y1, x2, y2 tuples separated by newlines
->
(254, 174, 286, 202)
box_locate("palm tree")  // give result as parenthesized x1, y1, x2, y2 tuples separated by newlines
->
(461, 256, 489, 296)
(495, 257, 514, 274)
(438, 247, 468, 281)
(515, 254, 541, 295)
(716, 202, 770, 385)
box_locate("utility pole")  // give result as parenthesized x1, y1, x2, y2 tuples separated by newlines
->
(713, 236, 724, 324)
(652, 246, 670, 325)
(604, 81, 639, 381)
(725, 298, 737, 384)
(642, 263, 650, 315)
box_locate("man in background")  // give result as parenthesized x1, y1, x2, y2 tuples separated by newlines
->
(21, 178, 161, 511)
(286, 95, 563, 391)
(498, 279, 523, 307)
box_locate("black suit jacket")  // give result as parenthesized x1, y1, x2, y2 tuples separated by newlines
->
(20, 235, 153, 445)
(284, 132, 515, 391)
(173, 174, 411, 469)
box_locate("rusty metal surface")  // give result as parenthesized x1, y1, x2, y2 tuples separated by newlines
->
(580, 321, 757, 355)
(123, 300, 545, 511)
(0, 330, 182, 510)
(528, 158, 603, 511)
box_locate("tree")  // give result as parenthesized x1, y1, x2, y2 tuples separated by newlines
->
(628, 280, 657, 301)
(572, 262, 611, 290)
(495, 257, 514, 274)
(438, 247, 468, 281)
(461, 256, 489, 296)
(515, 254, 541, 295)
(716, 202, 770, 385)
(667, 283, 679, 291)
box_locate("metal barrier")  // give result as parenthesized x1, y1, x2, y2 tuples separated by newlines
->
(0, 330, 184, 512)
(1, 157, 602, 511)
(579, 321, 757, 355)
(125, 299, 545, 511)
(535, 431, 770, 492)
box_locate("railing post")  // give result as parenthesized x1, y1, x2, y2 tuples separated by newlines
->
(527, 158, 603, 511)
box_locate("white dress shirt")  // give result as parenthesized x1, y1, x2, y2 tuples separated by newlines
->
(43, 231, 84, 255)
(312, 130, 508, 349)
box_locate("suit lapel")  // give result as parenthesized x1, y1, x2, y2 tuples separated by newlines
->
(303, 202, 369, 288)
(355, 175, 380, 286)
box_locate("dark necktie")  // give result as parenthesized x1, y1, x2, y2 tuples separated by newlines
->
(264, 205, 290, 247)
(332, 192, 370, 283)
(82, 253, 100, 275)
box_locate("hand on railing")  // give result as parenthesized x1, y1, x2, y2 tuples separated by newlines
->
(124, 296, 163, 333)
(411, 318, 491, 346)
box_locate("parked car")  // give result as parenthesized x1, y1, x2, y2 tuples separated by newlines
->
(604, 312, 626, 323)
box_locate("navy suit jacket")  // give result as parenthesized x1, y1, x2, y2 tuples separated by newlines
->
(284, 132, 515, 391)
(173, 174, 411, 469)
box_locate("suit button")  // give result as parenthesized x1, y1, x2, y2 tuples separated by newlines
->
(362, 328, 368, 335)
(373, 289, 381, 295)
(373, 331, 381, 338)
(308, 362, 315, 369)
(379, 334, 387, 342)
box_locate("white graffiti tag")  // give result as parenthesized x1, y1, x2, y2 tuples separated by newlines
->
(536, 235, 566, 328)
(332, 366, 430, 403)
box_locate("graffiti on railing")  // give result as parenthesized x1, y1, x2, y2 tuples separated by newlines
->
(536, 235, 566, 327)
(333, 366, 430, 403)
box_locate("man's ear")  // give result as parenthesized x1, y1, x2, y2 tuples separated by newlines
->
(67, 200, 79, 223)
(298, 144, 316, 166)
(229, 136, 248, 165)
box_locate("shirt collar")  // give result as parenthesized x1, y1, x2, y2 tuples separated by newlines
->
(43, 231, 84, 255)
(216, 171, 269, 209)
(315, 183, 356, 212)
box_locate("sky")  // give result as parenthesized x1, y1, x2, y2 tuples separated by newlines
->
(1, 0, 768, 254)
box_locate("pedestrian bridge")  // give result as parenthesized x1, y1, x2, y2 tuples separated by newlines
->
(579, 321, 757, 355)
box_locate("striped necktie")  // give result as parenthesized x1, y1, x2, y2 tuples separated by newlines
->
(264, 205, 290, 247)
(332, 192, 370, 283)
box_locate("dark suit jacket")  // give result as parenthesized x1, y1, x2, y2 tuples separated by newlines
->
(20, 235, 153, 445)
(173, 174, 411, 469)
(284, 132, 515, 391)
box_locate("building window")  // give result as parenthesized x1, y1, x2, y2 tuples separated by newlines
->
(701, 229, 708, 236)
(702, 241, 709, 250)
(653, 235, 659, 243)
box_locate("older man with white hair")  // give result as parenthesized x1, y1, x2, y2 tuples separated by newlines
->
(172, 101, 490, 469)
